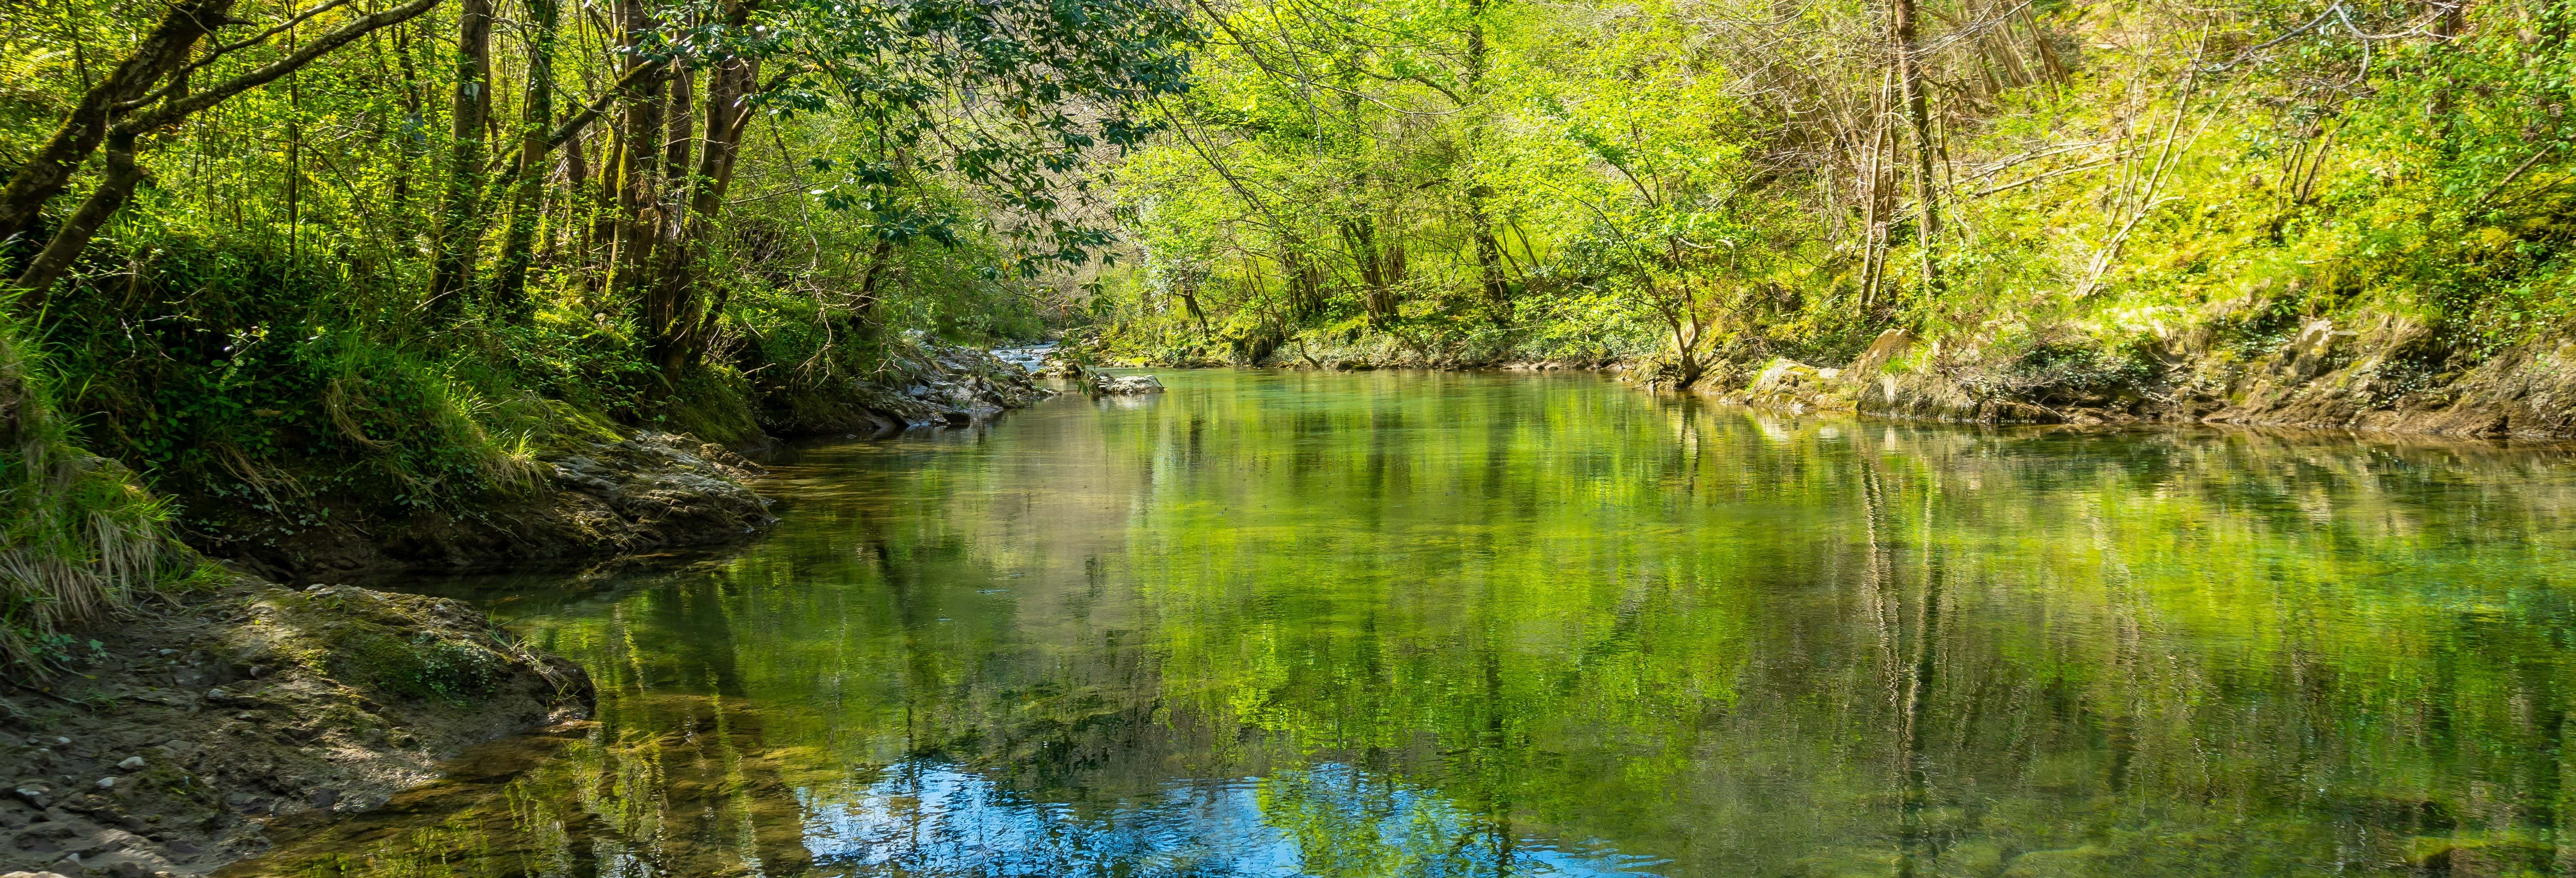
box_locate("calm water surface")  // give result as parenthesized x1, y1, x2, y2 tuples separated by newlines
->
(237, 369, 2576, 877)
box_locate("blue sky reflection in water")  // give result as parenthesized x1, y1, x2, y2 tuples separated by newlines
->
(800, 762, 1658, 876)
(228, 369, 2576, 877)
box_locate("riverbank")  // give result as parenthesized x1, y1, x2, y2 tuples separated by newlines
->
(219, 344, 1055, 584)
(1103, 322, 2576, 441)
(0, 344, 1057, 878)
(1704, 322, 2576, 440)
(0, 576, 592, 877)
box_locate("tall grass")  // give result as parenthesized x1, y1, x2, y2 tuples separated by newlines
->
(0, 310, 191, 673)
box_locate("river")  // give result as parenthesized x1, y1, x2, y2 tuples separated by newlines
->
(226, 368, 2576, 877)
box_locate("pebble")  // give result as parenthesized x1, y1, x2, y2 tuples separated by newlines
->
(117, 757, 145, 771)
(94, 777, 114, 789)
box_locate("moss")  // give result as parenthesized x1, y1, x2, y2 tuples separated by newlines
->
(2001, 341, 2162, 407)
(328, 629, 509, 703)
(654, 365, 766, 449)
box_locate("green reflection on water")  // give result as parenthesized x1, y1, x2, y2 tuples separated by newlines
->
(228, 369, 2576, 877)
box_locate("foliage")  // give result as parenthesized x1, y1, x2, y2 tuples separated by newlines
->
(0, 310, 192, 674)
(0, 0, 1194, 561)
(331, 629, 510, 702)
(1094, 0, 2576, 393)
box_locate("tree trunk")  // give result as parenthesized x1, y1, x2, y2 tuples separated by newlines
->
(1463, 0, 1508, 315)
(1280, 248, 1324, 319)
(11, 0, 443, 300)
(0, 0, 235, 258)
(663, 68, 696, 185)
(386, 22, 428, 255)
(428, 0, 496, 316)
(644, 68, 696, 372)
(1892, 0, 1943, 298)
(606, 0, 666, 304)
(493, 0, 562, 315)
(852, 235, 897, 324)
(650, 45, 759, 373)
(1341, 216, 1399, 323)
(12, 132, 146, 299)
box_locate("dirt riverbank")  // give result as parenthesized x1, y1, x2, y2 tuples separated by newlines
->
(2, 345, 1063, 878)
(0, 578, 591, 878)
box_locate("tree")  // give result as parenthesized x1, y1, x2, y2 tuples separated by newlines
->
(10, 0, 448, 300)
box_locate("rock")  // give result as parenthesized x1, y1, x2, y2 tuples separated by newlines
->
(1088, 374, 1165, 395)
(762, 343, 1058, 434)
(10, 789, 47, 810)
(109, 762, 138, 775)
(1848, 329, 1917, 377)
(1735, 358, 1856, 413)
(991, 345, 1055, 373)
(2001, 846, 2105, 878)
(87, 780, 108, 792)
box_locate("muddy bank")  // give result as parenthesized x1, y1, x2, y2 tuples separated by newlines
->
(0, 577, 592, 878)
(222, 431, 773, 584)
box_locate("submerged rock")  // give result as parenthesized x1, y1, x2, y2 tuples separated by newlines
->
(1089, 374, 1165, 395)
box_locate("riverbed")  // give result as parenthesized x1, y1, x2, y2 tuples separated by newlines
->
(224, 368, 2576, 876)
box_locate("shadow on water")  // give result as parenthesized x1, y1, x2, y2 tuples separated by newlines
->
(230, 369, 2576, 877)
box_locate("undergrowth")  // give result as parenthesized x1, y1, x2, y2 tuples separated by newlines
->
(0, 307, 194, 673)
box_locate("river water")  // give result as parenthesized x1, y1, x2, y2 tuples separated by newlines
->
(231, 369, 2576, 877)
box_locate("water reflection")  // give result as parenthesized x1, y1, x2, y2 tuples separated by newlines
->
(230, 370, 2576, 877)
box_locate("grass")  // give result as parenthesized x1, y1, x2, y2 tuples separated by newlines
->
(0, 306, 194, 673)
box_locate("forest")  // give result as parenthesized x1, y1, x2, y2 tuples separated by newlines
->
(1104, 0, 2576, 391)
(2, 0, 2573, 666)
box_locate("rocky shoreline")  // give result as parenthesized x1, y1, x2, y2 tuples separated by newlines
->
(1, 579, 592, 877)
(1, 344, 1063, 878)
(1112, 322, 2576, 441)
(1708, 323, 2576, 441)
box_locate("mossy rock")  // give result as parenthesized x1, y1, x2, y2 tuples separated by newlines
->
(328, 629, 510, 702)
(2000, 846, 2106, 878)
(230, 586, 576, 707)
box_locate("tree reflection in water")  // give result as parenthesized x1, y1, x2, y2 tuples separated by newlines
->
(231, 370, 2576, 878)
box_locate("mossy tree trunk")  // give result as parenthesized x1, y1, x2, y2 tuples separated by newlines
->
(427, 0, 495, 318)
